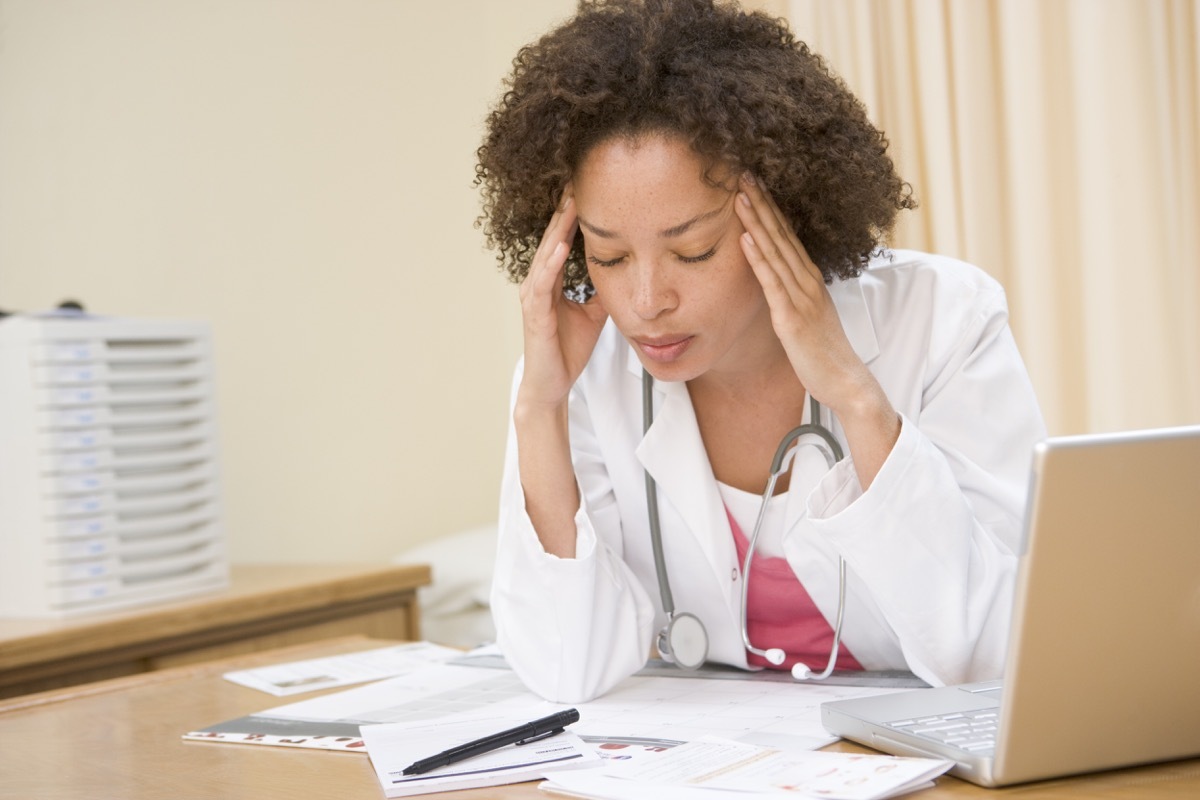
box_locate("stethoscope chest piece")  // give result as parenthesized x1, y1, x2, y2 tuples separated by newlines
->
(657, 611, 708, 669)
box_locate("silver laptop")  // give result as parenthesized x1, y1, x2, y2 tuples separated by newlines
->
(821, 425, 1200, 787)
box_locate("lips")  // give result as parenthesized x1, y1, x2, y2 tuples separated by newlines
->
(635, 335, 694, 363)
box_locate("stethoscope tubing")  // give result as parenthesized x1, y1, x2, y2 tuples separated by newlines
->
(643, 370, 676, 618)
(642, 370, 849, 679)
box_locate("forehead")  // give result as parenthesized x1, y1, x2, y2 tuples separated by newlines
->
(573, 134, 735, 230)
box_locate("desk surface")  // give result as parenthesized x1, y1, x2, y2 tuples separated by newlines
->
(1, 637, 1197, 799)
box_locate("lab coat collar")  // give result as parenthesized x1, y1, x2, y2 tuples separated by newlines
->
(633, 375, 739, 611)
(829, 274, 880, 365)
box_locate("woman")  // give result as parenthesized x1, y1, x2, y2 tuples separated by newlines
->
(476, 0, 1045, 703)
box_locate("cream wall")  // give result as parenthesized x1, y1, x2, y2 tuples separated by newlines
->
(0, 0, 576, 563)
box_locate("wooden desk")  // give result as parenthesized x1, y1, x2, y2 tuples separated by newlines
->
(0, 562, 431, 698)
(0, 637, 1196, 799)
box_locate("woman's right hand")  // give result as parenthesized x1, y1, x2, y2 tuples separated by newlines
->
(514, 191, 608, 558)
(517, 191, 609, 411)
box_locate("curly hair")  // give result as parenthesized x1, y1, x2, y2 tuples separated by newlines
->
(475, 0, 915, 287)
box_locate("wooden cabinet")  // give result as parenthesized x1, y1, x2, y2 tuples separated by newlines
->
(0, 562, 430, 698)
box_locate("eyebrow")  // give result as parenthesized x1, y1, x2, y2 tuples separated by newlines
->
(577, 206, 725, 240)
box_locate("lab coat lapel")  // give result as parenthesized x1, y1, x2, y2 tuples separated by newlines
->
(631, 358, 737, 605)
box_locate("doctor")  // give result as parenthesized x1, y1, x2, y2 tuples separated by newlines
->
(477, 0, 1046, 704)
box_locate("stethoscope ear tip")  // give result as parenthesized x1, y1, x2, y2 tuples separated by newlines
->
(765, 648, 786, 666)
(791, 662, 812, 680)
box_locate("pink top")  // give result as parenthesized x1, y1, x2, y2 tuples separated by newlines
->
(727, 507, 863, 672)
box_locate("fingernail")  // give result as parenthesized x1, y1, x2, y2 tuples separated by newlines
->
(738, 192, 751, 207)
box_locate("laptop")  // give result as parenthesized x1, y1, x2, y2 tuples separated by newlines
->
(821, 424, 1200, 787)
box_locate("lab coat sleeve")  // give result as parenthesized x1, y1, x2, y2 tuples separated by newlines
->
(805, 283, 1045, 687)
(490, 359, 656, 703)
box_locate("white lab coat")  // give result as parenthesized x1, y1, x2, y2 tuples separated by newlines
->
(491, 250, 1047, 703)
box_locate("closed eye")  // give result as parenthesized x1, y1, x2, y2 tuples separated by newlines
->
(679, 247, 717, 264)
(588, 246, 716, 268)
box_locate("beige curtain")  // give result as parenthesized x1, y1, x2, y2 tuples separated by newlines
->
(759, 0, 1200, 435)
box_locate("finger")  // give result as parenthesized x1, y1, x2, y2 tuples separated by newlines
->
(521, 197, 577, 303)
(739, 174, 823, 284)
(755, 183, 824, 284)
(526, 217, 579, 317)
(746, 176, 799, 246)
(735, 182, 806, 288)
(533, 187, 574, 252)
(739, 229, 837, 358)
(525, 191, 575, 297)
(735, 187, 810, 306)
(523, 233, 574, 316)
(738, 228, 796, 312)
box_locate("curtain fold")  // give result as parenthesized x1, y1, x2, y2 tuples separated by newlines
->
(779, 0, 1200, 434)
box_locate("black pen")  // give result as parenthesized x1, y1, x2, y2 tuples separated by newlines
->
(401, 708, 581, 776)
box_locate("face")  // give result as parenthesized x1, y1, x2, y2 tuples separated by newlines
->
(573, 133, 776, 384)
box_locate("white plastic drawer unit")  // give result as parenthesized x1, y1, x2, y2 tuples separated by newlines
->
(0, 314, 229, 617)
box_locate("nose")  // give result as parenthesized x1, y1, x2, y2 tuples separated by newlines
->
(630, 260, 677, 320)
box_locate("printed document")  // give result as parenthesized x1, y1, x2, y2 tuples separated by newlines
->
(541, 738, 952, 800)
(360, 711, 601, 797)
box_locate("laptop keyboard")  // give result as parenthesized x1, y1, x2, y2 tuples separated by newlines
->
(886, 708, 1000, 755)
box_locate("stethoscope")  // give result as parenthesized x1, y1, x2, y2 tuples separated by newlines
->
(642, 369, 849, 681)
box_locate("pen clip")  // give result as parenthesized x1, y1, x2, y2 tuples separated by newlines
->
(515, 726, 565, 746)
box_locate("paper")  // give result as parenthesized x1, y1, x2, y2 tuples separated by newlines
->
(542, 739, 952, 800)
(360, 711, 601, 797)
(269, 662, 891, 747)
(222, 642, 461, 696)
(698, 748, 951, 799)
(187, 660, 896, 753)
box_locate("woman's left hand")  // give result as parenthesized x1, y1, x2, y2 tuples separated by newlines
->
(734, 172, 900, 488)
